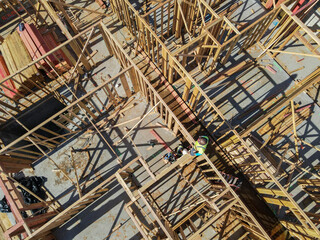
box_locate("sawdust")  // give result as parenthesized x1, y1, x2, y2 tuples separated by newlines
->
(54, 151, 90, 185)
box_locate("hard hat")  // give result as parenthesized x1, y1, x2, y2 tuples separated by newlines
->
(198, 136, 208, 145)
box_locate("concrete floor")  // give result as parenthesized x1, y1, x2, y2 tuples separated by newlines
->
(28, 92, 184, 240)
(49, 97, 180, 240)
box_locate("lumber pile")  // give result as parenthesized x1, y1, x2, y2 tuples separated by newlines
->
(0, 55, 18, 99)
(18, 23, 72, 79)
(0, 31, 43, 97)
(0, 22, 74, 99)
(258, 104, 313, 145)
(95, 0, 107, 8)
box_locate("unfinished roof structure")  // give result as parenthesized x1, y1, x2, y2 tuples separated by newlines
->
(0, 0, 319, 239)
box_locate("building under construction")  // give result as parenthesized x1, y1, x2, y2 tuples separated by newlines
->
(0, 0, 319, 239)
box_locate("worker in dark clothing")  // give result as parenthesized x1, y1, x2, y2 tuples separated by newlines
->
(164, 145, 188, 164)
(164, 152, 176, 163)
(176, 145, 188, 158)
(190, 136, 209, 156)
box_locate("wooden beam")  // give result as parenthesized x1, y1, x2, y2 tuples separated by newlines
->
(115, 172, 136, 201)
(137, 190, 176, 240)
(39, 0, 90, 71)
(291, 101, 299, 160)
(188, 199, 238, 240)
(0, 67, 132, 154)
(256, 188, 286, 197)
(267, 49, 320, 58)
(281, 4, 320, 46)
(125, 204, 151, 240)
(241, 67, 320, 137)
(48, 0, 111, 17)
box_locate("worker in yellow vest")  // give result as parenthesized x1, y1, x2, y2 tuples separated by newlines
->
(190, 136, 209, 156)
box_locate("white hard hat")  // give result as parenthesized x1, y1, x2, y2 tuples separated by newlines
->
(182, 149, 188, 155)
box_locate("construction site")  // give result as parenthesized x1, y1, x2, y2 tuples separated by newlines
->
(0, 0, 319, 239)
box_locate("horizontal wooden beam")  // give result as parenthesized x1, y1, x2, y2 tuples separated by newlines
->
(264, 197, 296, 208)
(267, 49, 320, 58)
(188, 199, 238, 240)
(281, 4, 320, 46)
(137, 154, 193, 195)
(256, 188, 286, 197)
(0, 67, 132, 154)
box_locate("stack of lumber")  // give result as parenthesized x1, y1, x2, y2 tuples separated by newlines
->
(18, 23, 71, 79)
(0, 31, 43, 98)
(0, 55, 18, 99)
(258, 104, 313, 145)
(95, 0, 107, 8)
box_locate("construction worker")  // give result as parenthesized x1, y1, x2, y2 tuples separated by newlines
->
(175, 145, 187, 158)
(164, 145, 188, 164)
(164, 152, 176, 164)
(190, 136, 209, 156)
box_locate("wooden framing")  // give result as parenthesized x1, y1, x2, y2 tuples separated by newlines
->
(103, 1, 320, 239)
(0, 0, 319, 239)
(98, 22, 285, 240)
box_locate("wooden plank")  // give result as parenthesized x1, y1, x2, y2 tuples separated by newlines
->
(268, 49, 320, 58)
(188, 199, 238, 240)
(115, 172, 136, 201)
(281, 4, 320, 46)
(256, 188, 286, 197)
(203, 60, 254, 85)
(264, 197, 296, 208)
(119, 73, 132, 97)
(150, 129, 172, 153)
(138, 157, 156, 180)
(7, 32, 39, 83)
(138, 154, 193, 194)
(0, 55, 18, 99)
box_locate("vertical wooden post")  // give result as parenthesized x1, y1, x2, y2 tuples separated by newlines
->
(128, 68, 140, 93)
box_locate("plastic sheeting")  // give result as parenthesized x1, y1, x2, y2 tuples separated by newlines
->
(0, 176, 48, 214)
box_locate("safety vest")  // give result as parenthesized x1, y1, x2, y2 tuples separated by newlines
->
(194, 136, 209, 155)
